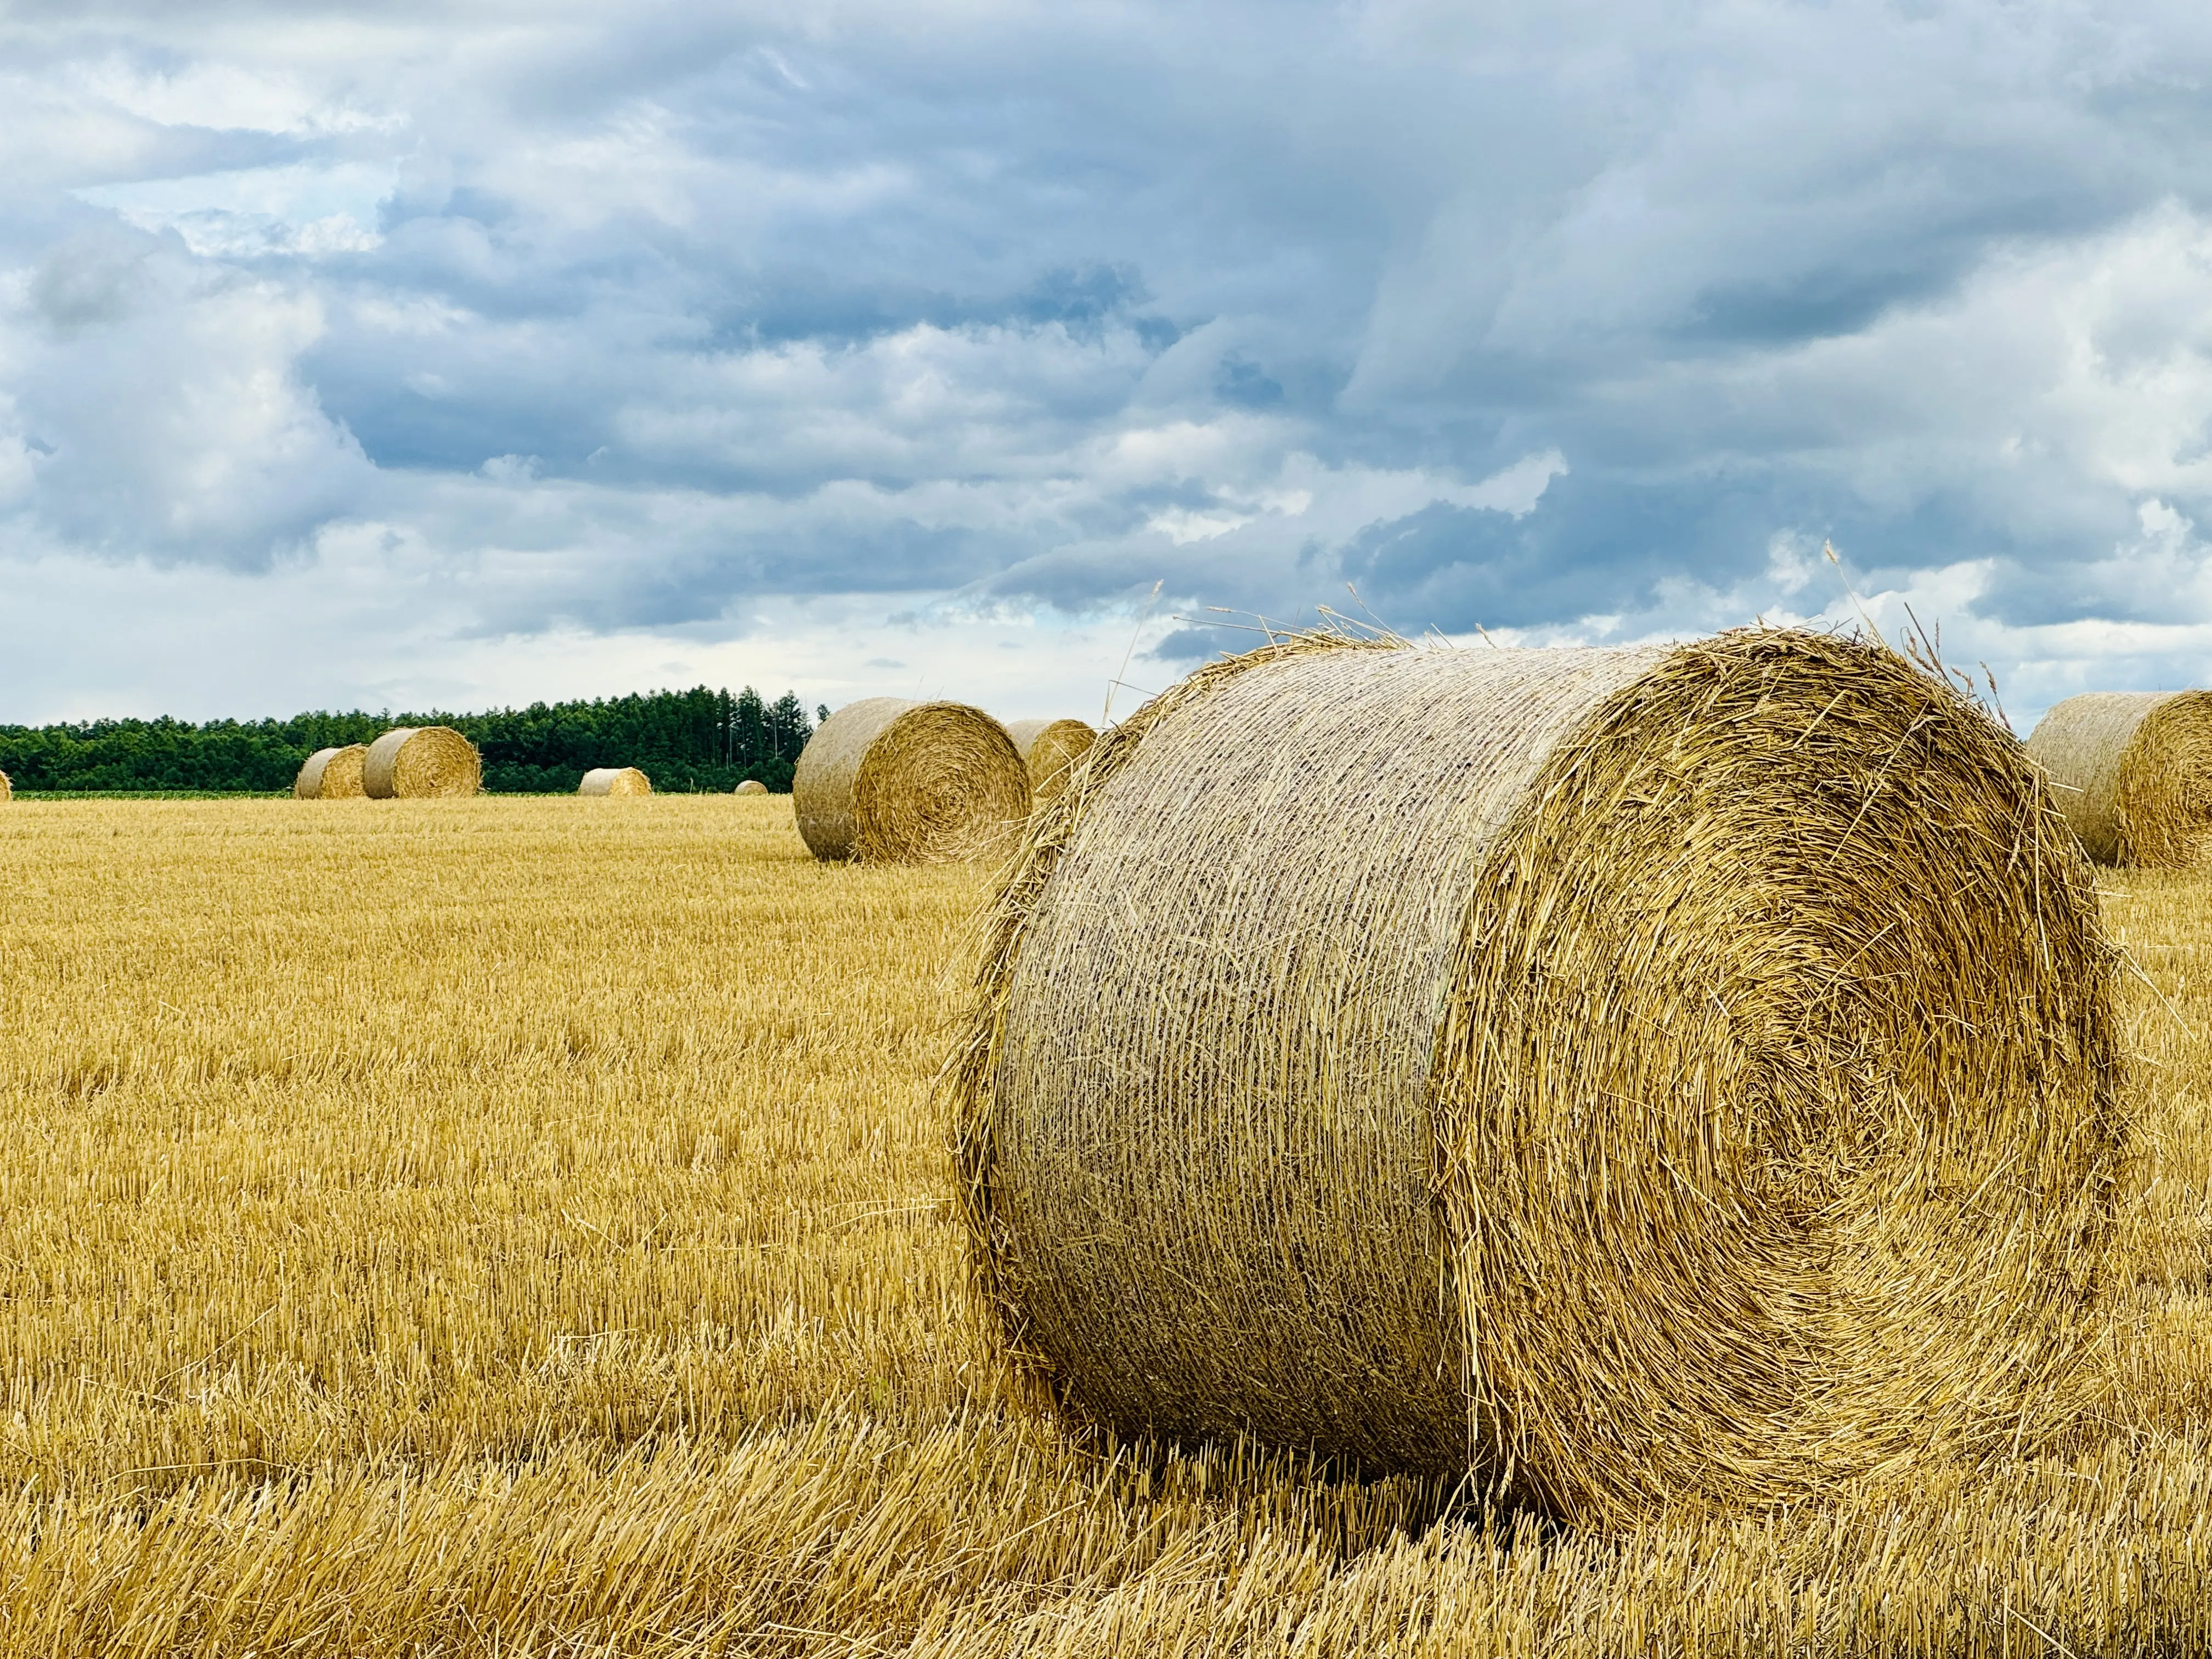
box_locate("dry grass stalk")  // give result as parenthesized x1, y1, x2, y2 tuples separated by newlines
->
(293, 744, 368, 800)
(733, 779, 770, 795)
(362, 726, 482, 799)
(794, 698, 1029, 864)
(1002, 719, 1097, 808)
(2027, 690, 2212, 867)
(953, 627, 2125, 1526)
(579, 767, 652, 797)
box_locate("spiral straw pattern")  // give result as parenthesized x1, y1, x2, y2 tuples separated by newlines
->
(2028, 690, 2212, 867)
(362, 727, 482, 800)
(794, 699, 1029, 864)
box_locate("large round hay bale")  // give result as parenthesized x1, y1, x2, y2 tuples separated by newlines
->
(294, 744, 368, 800)
(1003, 718, 1098, 807)
(2026, 690, 2212, 867)
(733, 778, 770, 795)
(952, 630, 2124, 1526)
(362, 726, 481, 799)
(793, 698, 1029, 863)
(578, 766, 651, 797)
(0, 769, 10, 803)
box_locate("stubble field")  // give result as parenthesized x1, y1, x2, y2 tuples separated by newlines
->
(3, 795, 2212, 1654)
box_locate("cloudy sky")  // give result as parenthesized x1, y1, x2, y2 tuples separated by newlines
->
(4, 0, 2212, 726)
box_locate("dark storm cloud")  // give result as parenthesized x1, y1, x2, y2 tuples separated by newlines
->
(7, 0, 2212, 715)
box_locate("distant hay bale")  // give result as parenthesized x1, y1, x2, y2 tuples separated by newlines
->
(579, 766, 652, 797)
(1003, 718, 1098, 807)
(733, 779, 770, 795)
(294, 744, 368, 800)
(362, 727, 481, 799)
(793, 698, 1029, 863)
(2026, 690, 2212, 867)
(952, 629, 2124, 1527)
(0, 770, 10, 803)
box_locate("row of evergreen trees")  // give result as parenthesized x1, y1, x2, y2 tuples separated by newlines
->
(0, 687, 825, 794)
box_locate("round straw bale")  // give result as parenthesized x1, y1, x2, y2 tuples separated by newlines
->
(2026, 690, 2212, 867)
(578, 766, 652, 797)
(294, 744, 368, 800)
(0, 769, 10, 802)
(1003, 718, 1098, 807)
(793, 698, 1029, 863)
(952, 629, 2123, 1526)
(362, 726, 481, 799)
(733, 778, 770, 795)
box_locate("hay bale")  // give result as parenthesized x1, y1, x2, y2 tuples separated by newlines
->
(2025, 690, 2212, 866)
(734, 779, 770, 795)
(294, 744, 368, 800)
(0, 769, 10, 803)
(579, 766, 652, 797)
(793, 698, 1029, 863)
(1003, 718, 1098, 807)
(362, 727, 481, 799)
(952, 629, 2123, 1526)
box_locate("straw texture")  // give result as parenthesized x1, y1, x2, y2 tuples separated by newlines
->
(578, 767, 652, 797)
(794, 698, 1030, 864)
(2027, 690, 2212, 867)
(0, 769, 10, 803)
(362, 727, 482, 800)
(733, 780, 770, 795)
(294, 745, 368, 800)
(1003, 719, 1097, 808)
(953, 629, 2124, 1527)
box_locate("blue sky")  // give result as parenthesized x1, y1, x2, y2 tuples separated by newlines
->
(4, 0, 2212, 726)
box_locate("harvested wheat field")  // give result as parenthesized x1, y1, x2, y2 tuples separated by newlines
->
(3, 792, 2212, 1653)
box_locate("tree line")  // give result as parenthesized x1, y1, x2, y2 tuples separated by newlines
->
(0, 686, 826, 794)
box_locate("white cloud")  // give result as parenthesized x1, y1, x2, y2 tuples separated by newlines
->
(1451, 508, 2212, 731)
(5, 0, 2212, 721)
(75, 162, 396, 257)
(0, 534, 1152, 727)
(71, 55, 394, 139)
(3, 239, 370, 560)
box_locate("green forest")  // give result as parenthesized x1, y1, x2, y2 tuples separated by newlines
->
(0, 687, 824, 794)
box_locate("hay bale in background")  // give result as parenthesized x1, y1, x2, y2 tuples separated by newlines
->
(579, 767, 652, 797)
(0, 769, 10, 803)
(363, 727, 481, 800)
(2027, 690, 2212, 867)
(953, 629, 2123, 1526)
(294, 744, 368, 800)
(733, 780, 770, 795)
(1003, 718, 1097, 808)
(794, 698, 1029, 864)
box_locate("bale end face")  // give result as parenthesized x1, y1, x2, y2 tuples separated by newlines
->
(1003, 718, 1098, 808)
(955, 629, 2124, 1526)
(295, 744, 369, 800)
(794, 698, 1029, 862)
(579, 767, 652, 797)
(363, 727, 482, 799)
(2028, 689, 2212, 867)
